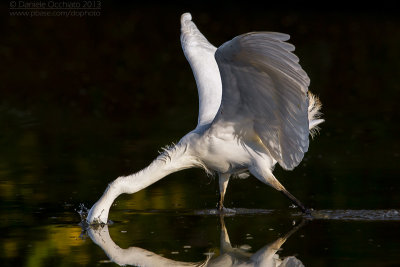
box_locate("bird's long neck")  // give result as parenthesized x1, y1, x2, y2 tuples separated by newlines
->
(117, 144, 196, 194)
(93, 143, 197, 220)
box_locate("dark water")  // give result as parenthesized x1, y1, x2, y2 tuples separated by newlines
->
(1, 3, 400, 267)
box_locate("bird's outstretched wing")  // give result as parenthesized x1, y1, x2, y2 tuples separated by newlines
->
(180, 13, 222, 128)
(213, 32, 310, 170)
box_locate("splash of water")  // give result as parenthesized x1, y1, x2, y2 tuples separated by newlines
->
(311, 209, 400, 221)
(76, 203, 114, 230)
(76, 203, 89, 222)
(76, 203, 91, 239)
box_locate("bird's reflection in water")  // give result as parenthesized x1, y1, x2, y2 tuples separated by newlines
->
(214, 217, 304, 267)
(87, 216, 305, 267)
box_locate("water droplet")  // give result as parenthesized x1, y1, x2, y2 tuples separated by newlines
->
(240, 244, 252, 250)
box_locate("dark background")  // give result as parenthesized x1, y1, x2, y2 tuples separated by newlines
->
(1, 2, 400, 266)
(1, 2, 399, 209)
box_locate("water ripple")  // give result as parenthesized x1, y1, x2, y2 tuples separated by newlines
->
(311, 209, 400, 221)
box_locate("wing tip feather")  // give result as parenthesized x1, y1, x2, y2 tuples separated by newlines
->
(181, 12, 192, 24)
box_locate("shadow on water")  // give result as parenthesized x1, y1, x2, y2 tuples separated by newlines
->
(83, 215, 305, 267)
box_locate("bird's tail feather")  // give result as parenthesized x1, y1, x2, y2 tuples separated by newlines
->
(308, 92, 324, 137)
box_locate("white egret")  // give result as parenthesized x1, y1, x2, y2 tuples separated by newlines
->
(87, 13, 324, 224)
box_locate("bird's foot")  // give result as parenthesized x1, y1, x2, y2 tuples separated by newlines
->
(302, 207, 314, 219)
(290, 203, 314, 218)
(219, 206, 236, 214)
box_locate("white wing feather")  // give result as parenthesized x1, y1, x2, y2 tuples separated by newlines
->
(180, 13, 222, 128)
(213, 33, 310, 170)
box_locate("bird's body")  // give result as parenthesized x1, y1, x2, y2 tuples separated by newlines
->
(87, 13, 324, 224)
(179, 128, 273, 176)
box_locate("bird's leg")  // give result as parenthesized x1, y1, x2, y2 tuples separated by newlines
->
(273, 179, 311, 214)
(250, 166, 311, 215)
(280, 188, 311, 214)
(217, 173, 230, 211)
